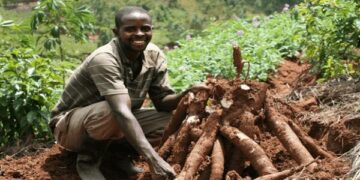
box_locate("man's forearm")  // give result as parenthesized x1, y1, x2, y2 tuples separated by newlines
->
(154, 91, 189, 112)
(113, 109, 158, 160)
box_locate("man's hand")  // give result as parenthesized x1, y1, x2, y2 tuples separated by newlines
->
(148, 154, 176, 179)
(105, 94, 175, 178)
(182, 82, 210, 97)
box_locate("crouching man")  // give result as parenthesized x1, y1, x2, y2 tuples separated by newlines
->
(49, 6, 205, 179)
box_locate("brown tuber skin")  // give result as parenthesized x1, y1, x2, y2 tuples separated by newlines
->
(158, 134, 176, 159)
(254, 158, 319, 180)
(167, 120, 193, 166)
(176, 109, 223, 180)
(220, 126, 278, 175)
(209, 137, 225, 180)
(265, 97, 317, 171)
(196, 155, 212, 180)
(227, 149, 246, 175)
(189, 127, 203, 141)
(154, 77, 328, 179)
(160, 94, 190, 146)
(254, 169, 295, 180)
(225, 170, 242, 180)
(288, 121, 335, 159)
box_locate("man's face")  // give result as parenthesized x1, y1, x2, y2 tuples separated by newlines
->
(115, 12, 152, 53)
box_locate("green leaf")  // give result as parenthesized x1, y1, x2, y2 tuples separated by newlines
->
(26, 111, 38, 124)
(50, 26, 60, 38)
(0, 20, 14, 27)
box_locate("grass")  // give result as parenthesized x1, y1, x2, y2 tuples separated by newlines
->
(0, 7, 32, 25)
(60, 36, 97, 59)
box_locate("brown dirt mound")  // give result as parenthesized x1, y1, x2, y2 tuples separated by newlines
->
(0, 60, 357, 180)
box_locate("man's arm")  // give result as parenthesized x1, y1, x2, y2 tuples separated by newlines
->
(105, 93, 175, 177)
(152, 90, 188, 112)
(152, 84, 209, 112)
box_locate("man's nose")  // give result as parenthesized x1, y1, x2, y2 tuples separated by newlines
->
(135, 28, 144, 36)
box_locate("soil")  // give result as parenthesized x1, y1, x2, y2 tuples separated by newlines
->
(0, 59, 358, 179)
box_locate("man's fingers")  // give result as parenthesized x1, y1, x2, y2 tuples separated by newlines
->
(190, 84, 210, 92)
(167, 168, 176, 177)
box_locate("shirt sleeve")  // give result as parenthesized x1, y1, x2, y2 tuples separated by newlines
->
(87, 53, 128, 96)
(148, 50, 175, 101)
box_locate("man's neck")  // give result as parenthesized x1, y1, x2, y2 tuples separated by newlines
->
(120, 43, 141, 62)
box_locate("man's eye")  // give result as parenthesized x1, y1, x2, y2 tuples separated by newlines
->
(124, 27, 136, 32)
(141, 26, 152, 32)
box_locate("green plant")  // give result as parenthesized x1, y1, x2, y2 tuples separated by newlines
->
(31, 0, 95, 51)
(0, 47, 63, 147)
(31, 0, 95, 84)
(0, 15, 14, 27)
(166, 11, 303, 91)
(296, 0, 360, 79)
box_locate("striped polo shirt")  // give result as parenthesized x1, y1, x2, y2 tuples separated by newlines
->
(51, 38, 175, 117)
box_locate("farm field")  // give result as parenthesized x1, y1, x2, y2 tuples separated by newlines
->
(0, 58, 358, 179)
(0, 0, 359, 179)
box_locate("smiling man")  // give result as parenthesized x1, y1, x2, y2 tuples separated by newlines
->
(49, 6, 205, 179)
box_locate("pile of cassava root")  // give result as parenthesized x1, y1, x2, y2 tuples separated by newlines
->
(145, 46, 336, 180)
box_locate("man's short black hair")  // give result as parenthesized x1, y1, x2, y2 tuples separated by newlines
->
(115, 6, 150, 29)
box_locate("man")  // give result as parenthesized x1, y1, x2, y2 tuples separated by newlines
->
(50, 6, 204, 179)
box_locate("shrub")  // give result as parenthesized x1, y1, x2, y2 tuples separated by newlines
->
(296, 0, 360, 79)
(0, 47, 63, 146)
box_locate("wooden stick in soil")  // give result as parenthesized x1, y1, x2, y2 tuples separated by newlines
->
(288, 120, 335, 159)
(233, 45, 244, 79)
(160, 94, 190, 146)
(209, 137, 225, 180)
(220, 126, 278, 175)
(265, 99, 317, 171)
(175, 109, 223, 180)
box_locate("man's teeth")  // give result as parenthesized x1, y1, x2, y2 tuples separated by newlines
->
(133, 40, 145, 43)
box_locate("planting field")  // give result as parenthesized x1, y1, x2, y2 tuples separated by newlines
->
(1, 0, 359, 179)
(0, 55, 358, 179)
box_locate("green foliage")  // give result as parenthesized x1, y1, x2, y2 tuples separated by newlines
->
(0, 17, 14, 27)
(167, 1, 360, 91)
(0, 11, 71, 147)
(0, 47, 63, 146)
(31, 0, 95, 51)
(81, 0, 301, 46)
(31, 0, 95, 85)
(296, 0, 360, 79)
(166, 12, 303, 91)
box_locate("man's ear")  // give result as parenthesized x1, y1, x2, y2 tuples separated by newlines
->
(112, 28, 118, 36)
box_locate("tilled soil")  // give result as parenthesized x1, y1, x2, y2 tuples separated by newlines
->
(0, 60, 358, 179)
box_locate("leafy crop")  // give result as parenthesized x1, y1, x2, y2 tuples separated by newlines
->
(166, 11, 303, 91)
(166, 1, 359, 91)
(0, 47, 63, 146)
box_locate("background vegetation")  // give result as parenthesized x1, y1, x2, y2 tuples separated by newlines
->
(0, 0, 359, 148)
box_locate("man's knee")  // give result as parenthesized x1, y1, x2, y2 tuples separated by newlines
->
(83, 101, 124, 141)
